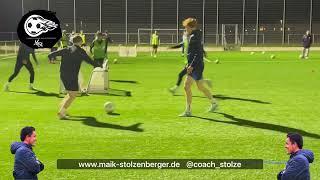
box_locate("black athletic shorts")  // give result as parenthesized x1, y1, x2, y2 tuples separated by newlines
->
(61, 73, 79, 91)
(152, 45, 158, 49)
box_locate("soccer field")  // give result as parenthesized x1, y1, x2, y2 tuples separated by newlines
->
(0, 51, 319, 179)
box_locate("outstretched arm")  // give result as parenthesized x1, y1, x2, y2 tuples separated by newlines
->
(48, 48, 67, 60)
(169, 42, 184, 49)
(80, 50, 101, 68)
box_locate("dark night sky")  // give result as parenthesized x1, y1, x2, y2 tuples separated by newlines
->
(0, 0, 318, 33)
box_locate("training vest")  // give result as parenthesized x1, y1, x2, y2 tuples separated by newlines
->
(92, 39, 106, 59)
(151, 34, 159, 45)
(60, 34, 68, 48)
(80, 33, 86, 44)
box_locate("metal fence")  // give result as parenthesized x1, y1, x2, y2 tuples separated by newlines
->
(1, 32, 319, 46)
(1, 0, 318, 45)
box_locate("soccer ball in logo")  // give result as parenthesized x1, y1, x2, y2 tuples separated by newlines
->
(24, 15, 58, 37)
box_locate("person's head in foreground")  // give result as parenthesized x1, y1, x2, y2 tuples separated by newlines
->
(277, 132, 314, 180)
(72, 35, 83, 46)
(11, 126, 44, 180)
(21, 126, 37, 146)
(285, 132, 303, 154)
(183, 17, 198, 35)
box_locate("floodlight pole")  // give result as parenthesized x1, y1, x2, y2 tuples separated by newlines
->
(216, 0, 219, 45)
(73, 0, 76, 32)
(242, 0, 246, 45)
(22, 0, 24, 15)
(282, 0, 286, 45)
(176, 0, 179, 43)
(125, 0, 128, 44)
(255, 0, 259, 45)
(48, 0, 50, 10)
(202, 0, 205, 44)
(151, 0, 154, 33)
(310, 0, 313, 33)
(99, 0, 101, 32)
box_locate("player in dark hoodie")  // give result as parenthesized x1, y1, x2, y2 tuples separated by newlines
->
(277, 133, 314, 180)
(4, 43, 39, 91)
(10, 126, 44, 180)
(48, 35, 100, 119)
(301, 30, 312, 59)
(179, 18, 217, 117)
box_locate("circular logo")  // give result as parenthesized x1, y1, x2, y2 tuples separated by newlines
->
(17, 10, 62, 49)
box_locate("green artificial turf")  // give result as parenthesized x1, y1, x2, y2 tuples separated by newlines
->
(0, 51, 319, 179)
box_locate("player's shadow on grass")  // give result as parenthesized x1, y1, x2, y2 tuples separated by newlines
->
(63, 116, 143, 132)
(110, 80, 138, 84)
(107, 88, 132, 97)
(10, 90, 61, 98)
(192, 113, 320, 139)
(174, 94, 270, 104)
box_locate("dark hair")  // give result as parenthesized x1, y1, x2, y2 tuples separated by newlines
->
(20, 126, 35, 141)
(287, 133, 303, 149)
(72, 35, 83, 44)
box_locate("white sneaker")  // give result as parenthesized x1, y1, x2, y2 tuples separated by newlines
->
(179, 111, 192, 117)
(168, 87, 177, 95)
(3, 84, 9, 92)
(208, 102, 218, 112)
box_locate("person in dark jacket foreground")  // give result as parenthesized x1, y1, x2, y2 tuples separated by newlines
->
(278, 132, 314, 180)
(11, 126, 44, 180)
(301, 30, 312, 59)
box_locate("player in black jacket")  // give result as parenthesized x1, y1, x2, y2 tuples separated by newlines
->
(48, 35, 100, 119)
(179, 18, 217, 117)
(4, 43, 38, 91)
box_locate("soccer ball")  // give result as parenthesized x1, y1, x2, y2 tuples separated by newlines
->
(270, 55, 276, 59)
(215, 59, 220, 64)
(261, 51, 266, 54)
(104, 102, 115, 114)
(113, 59, 118, 64)
(250, 52, 255, 55)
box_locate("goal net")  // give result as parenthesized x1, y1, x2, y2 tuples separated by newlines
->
(222, 24, 241, 51)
